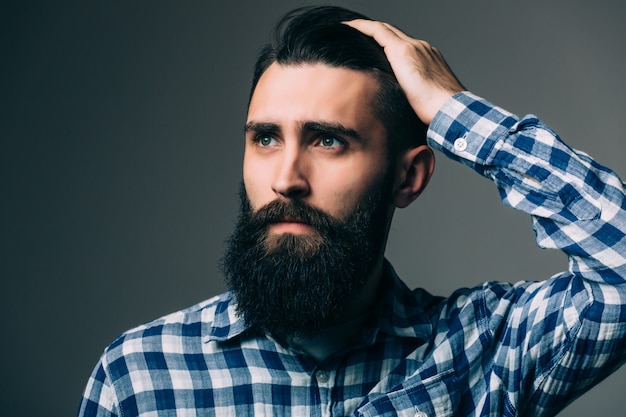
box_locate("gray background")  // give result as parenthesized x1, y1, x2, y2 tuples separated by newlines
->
(2, 1, 625, 416)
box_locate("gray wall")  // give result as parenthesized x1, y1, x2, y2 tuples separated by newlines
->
(2, 1, 625, 416)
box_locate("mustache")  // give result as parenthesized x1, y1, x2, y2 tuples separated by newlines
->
(245, 198, 344, 236)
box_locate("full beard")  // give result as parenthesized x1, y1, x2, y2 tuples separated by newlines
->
(221, 181, 391, 341)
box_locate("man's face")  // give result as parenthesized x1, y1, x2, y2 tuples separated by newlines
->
(222, 63, 396, 339)
(244, 63, 391, 232)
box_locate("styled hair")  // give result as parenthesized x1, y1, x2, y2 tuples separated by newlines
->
(250, 6, 428, 153)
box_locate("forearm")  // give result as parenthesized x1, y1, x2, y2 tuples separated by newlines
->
(428, 92, 626, 284)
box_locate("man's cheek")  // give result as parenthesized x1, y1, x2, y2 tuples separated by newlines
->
(242, 183, 264, 212)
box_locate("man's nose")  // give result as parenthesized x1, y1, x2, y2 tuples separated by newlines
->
(271, 146, 310, 199)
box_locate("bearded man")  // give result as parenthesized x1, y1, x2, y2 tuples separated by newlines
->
(78, 6, 626, 417)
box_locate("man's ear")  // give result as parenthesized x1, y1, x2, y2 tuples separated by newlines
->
(393, 145, 435, 208)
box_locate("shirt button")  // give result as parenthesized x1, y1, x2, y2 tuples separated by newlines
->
(414, 412, 428, 417)
(454, 137, 468, 152)
(316, 371, 329, 383)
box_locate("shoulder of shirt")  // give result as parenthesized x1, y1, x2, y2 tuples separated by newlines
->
(101, 291, 239, 357)
(379, 261, 530, 339)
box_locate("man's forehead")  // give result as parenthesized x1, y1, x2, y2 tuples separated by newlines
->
(247, 63, 382, 128)
(251, 63, 378, 99)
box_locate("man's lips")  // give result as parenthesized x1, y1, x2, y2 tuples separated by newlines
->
(269, 217, 315, 234)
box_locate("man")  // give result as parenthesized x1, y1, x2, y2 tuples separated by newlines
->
(78, 6, 626, 417)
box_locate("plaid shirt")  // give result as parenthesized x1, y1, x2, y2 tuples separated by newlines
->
(78, 92, 626, 417)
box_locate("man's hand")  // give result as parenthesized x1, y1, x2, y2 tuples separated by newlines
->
(344, 19, 464, 125)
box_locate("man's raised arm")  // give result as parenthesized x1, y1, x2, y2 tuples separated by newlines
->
(347, 18, 626, 415)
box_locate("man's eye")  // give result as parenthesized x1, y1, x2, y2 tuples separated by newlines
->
(256, 135, 277, 147)
(319, 136, 344, 148)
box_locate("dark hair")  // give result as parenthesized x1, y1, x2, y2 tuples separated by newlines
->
(250, 6, 428, 153)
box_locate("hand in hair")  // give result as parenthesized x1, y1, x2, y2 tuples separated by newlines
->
(343, 19, 464, 125)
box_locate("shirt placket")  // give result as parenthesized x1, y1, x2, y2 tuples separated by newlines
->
(311, 366, 337, 417)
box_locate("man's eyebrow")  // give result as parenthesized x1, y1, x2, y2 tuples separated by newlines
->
(244, 122, 280, 133)
(244, 121, 363, 141)
(302, 121, 363, 141)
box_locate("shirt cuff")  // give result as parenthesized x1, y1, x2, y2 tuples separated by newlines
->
(427, 91, 519, 176)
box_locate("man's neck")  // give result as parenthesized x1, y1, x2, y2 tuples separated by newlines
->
(287, 311, 372, 362)
(339, 256, 384, 322)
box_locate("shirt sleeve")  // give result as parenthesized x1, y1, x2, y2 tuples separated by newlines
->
(77, 357, 119, 417)
(427, 92, 626, 413)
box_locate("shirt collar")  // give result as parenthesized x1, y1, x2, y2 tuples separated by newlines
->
(202, 292, 249, 342)
(203, 259, 437, 343)
(374, 260, 436, 341)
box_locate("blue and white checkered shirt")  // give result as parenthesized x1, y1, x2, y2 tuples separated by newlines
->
(78, 92, 626, 417)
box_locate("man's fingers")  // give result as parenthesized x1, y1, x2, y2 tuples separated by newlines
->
(343, 19, 402, 48)
(345, 19, 432, 53)
(381, 22, 417, 43)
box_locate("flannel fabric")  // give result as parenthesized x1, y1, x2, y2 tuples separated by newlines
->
(78, 92, 626, 417)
